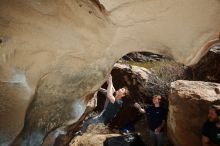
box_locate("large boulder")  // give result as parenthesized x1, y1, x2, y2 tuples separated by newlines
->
(168, 80, 220, 146)
(192, 43, 220, 83)
(0, 0, 220, 145)
(69, 123, 120, 146)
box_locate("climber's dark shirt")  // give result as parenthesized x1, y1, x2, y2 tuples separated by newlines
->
(101, 99, 123, 124)
(145, 105, 166, 131)
(202, 120, 220, 145)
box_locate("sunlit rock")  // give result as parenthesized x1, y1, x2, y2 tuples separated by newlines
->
(167, 80, 220, 146)
(192, 43, 220, 83)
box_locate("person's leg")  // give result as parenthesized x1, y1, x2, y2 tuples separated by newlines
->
(149, 130, 157, 146)
(156, 132, 164, 146)
(80, 116, 100, 133)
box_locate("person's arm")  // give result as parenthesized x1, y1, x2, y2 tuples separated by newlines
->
(99, 86, 115, 96)
(201, 121, 214, 146)
(107, 75, 116, 103)
(134, 102, 146, 113)
(112, 86, 116, 93)
(155, 108, 166, 133)
(99, 88, 107, 94)
(202, 136, 212, 146)
(155, 120, 165, 134)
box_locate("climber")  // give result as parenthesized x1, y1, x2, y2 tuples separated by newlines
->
(202, 105, 220, 146)
(134, 95, 166, 146)
(75, 74, 130, 135)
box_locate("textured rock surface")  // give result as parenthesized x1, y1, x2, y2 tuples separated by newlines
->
(0, 82, 30, 145)
(0, 0, 220, 145)
(167, 80, 220, 146)
(41, 93, 97, 146)
(120, 52, 170, 62)
(69, 123, 120, 146)
(192, 43, 220, 83)
(100, 0, 220, 65)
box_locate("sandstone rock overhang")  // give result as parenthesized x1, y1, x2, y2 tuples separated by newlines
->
(1, 0, 220, 87)
(0, 0, 220, 145)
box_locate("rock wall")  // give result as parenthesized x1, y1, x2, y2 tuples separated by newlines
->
(192, 43, 220, 83)
(0, 82, 30, 145)
(120, 52, 171, 62)
(0, 0, 220, 145)
(168, 80, 220, 146)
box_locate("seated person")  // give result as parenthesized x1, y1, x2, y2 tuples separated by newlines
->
(202, 105, 220, 146)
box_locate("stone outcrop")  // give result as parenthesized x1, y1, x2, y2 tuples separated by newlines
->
(192, 43, 220, 83)
(120, 52, 171, 62)
(0, 0, 220, 145)
(0, 81, 30, 145)
(69, 123, 120, 146)
(167, 80, 220, 146)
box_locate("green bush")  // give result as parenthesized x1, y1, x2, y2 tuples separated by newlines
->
(151, 61, 186, 83)
(121, 60, 163, 69)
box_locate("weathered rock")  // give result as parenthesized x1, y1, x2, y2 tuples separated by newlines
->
(0, 81, 31, 145)
(69, 124, 145, 146)
(69, 124, 120, 146)
(0, 0, 220, 145)
(121, 52, 170, 62)
(192, 43, 220, 83)
(167, 80, 220, 146)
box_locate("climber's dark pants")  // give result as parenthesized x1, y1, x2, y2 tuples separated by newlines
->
(80, 115, 106, 133)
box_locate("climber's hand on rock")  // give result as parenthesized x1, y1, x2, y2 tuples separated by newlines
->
(134, 102, 141, 109)
(107, 74, 112, 84)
